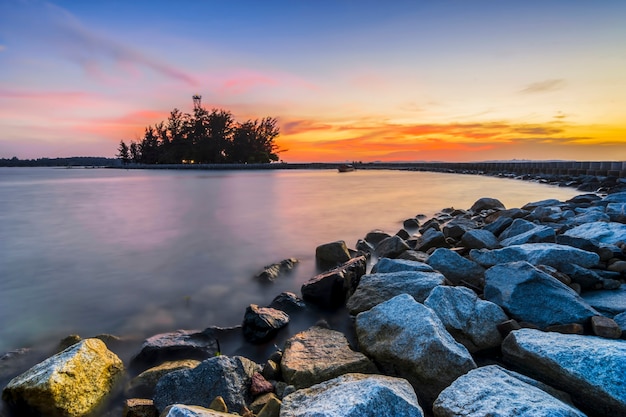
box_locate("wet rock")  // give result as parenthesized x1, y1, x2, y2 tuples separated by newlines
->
(470, 243, 600, 269)
(484, 261, 598, 327)
(563, 221, 626, 245)
(301, 256, 367, 308)
(581, 285, 626, 316)
(375, 235, 411, 258)
(499, 219, 556, 246)
(403, 218, 421, 229)
(365, 230, 392, 246)
(267, 292, 306, 314)
(2, 338, 124, 417)
(242, 305, 289, 344)
(123, 399, 158, 417)
(433, 365, 585, 417)
(160, 404, 233, 417)
(130, 329, 220, 371)
(153, 355, 260, 414)
(483, 216, 513, 236)
(424, 286, 508, 353)
(356, 294, 476, 406)
(125, 359, 201, 398)
(559, 263, 603, 289)
(591, 315, 622, 339)
(370, 257, 434, 274)
(613, 312, 626, 337)
(255, 258, 299, 282)
(280, 373, 424, 417)
(315, 240, 351, 265)
(502, 328, 626, 416)
(347, 270, 446, 315)
(460, 228, 499, 249)
(442, 218, 477, 240)
(606, 203, 626, 222)
(426, 248, 484, 288)
(281, 326, 376, 389)
(414, 228, 449, 252)
(470, 197, 505, 213)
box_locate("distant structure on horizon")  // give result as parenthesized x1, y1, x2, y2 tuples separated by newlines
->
(192, 94, 202, 110)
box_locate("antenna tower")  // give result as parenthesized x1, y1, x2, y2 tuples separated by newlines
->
(192, 94, 202, 110)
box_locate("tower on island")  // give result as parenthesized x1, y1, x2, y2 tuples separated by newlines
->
(192, 94, 202, 110)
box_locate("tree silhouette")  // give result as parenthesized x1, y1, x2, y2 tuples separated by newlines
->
(116, 140, 130, 165)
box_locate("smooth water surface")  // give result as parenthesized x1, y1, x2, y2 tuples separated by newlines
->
(0, 167, 580, 353)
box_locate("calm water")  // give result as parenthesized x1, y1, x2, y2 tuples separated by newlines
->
(0, 167, 580, 354)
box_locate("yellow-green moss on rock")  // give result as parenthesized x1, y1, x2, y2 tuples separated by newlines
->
(2, 338, 125, 417)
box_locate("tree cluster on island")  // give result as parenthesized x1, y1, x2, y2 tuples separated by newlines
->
(117, 106, 282, 165)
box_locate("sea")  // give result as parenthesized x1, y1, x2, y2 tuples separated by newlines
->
(0, 167, 580, 357)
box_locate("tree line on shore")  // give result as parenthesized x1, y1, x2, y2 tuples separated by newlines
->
(0, 157, 119, 167)
(117, 106, 282, 165)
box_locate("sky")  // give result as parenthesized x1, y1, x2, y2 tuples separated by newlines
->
(1, 0, 625, 162)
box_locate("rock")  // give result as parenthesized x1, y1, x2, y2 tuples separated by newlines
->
(370, 257, 434, 274)
(262, 359, 280, 381)
(256, 395, 281, 417)
(123, 399, 158, 417)
(403, 218, 420, 229)
(602, 191, 626, 203)
(442, 218, 477, 240)
(499, 219, 556, 246)
(470, 197, 505, 213)
(546, 323, 585, 335)
(426, 248, 484, 288)
(522, 198, 563, 210)
(375, 235, 411, 258)
(396, 228, 411, 240)
(397, 250, 430, 262)
(483, 216, 513, 236)
(315, 240, 351, 265)
(460, 229, 499, 249)
(250, 392, 279, 413)
(356, 294, 476, 406)
(242, 305, 289, 344)
(208, 396, 228, 412)
(591, 316, 622, 339)
(301, 256, 367, 308)
(365, 230, 392, 246)
(484, 261, 598, 328)
(267, 292, 306, 314)
(433, 365, 585, 417)
(608, 260, 626, 272)
(470, 243, 600, 269)
(281, 326, 376, 389)
(502, 328, 626, 416)
(424, 286, 508, 352)
(355, 239, 374, 253)
(606, 203, 626, 222)
(250, 372, 274, 396)
(153, 355, 260, 414)
(125, 359, 201, 398)
(0, 348, 37, 383)
(255, 258, 299, 282)
(414, 228, 449, 252)
(581, 285, 626, 316)
(280, 373, 424, 417)
(563, 221, 626, 245)
(497, 319, 522, 337)
(613, 312, 626, 337)
(160, 404, 233, 417)
(559, 263, 602, 289)
(130, 329, 219, 371)
(346, 270, 446, 315)
(2, 338, 124, 417)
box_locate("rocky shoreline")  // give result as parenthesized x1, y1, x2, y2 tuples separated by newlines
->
(2, 188, 626, 417)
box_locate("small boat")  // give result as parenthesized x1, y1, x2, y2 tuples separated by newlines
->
(338, 164, 355, 172)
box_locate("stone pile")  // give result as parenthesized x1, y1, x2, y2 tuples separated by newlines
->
(2, 192, 626, 417)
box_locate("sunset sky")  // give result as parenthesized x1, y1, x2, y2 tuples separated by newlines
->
(1, 1, 625, 162)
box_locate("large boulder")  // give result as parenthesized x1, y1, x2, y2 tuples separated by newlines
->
(281, 326, 376, 389)
(470, 243, 600, 269)
(346, 270, 446, 315)
(469, 197, 505, 213)
(153, 355, 260, 414)
(484, 262, 598, 328)
(315, 240, 351, 265)
(280, 373, 424, 417)
(442, 217, 477, 240)
(563, 222, 626, 245)
(499, 219, 556, 246)
(424, 286, 508, 353)
(414, 228, 449, 252)
(502, 328, 626, 416)
(125, 359, 201, 398)
(356, 294, 476, 406)
(426, 248, 484, 288)
(2, 338, 124, 417)
(375, 235, 411, 259)
(371, 258, 434, 274)
(581, 285, 626, 317)
(301, 256, 367, 308)
(433, 365, 586, 417)
(460, 229, 500, 250)
(242, 304, 289, 343)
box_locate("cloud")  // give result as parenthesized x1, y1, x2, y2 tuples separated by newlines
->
(513, 126, 563, 135)
(521, 79, 566, 94)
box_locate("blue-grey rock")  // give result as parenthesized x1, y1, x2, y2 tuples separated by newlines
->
(529, 206, 566, 222)
(397, 250, 430, 263)
(426, 248, 484, 287)
(280, 373, 424, 417)
(356, 294, 476, 406)
(499, 219, 540, 241)
(502, 328, 626, 417)
(563, 222, 626, 245)
(606, 203, 626, 222)
(375, 235, 411, 259)
(460, 229, 500, 249)
(161, 404, 233, 417)
(613, 312, 626, 336)
(153, 355, 260, 414)
(301, 256, 367, 308)
(484, 261, 598, 327)
(483, 216, 513, 237)
(559, 263, 603, 289)
(424, 286, 508, 352)
(347, 270, 445, 315)
(602, 192, 626, 203)
(581, 285, 626, 317)
(470, 197, 505, 212)
(433, 365, 586, 417)
(566, 208, 610, 226)
(443, 218, 477, 240)
(470, 243, 600, 269)
(522, 199, 563, 210)
(415, 228, 449, 252)
(371, 258, 434, 274)
(500, 223, 556, 246)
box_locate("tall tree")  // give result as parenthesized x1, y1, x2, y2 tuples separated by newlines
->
(116, 140, 130, 165)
